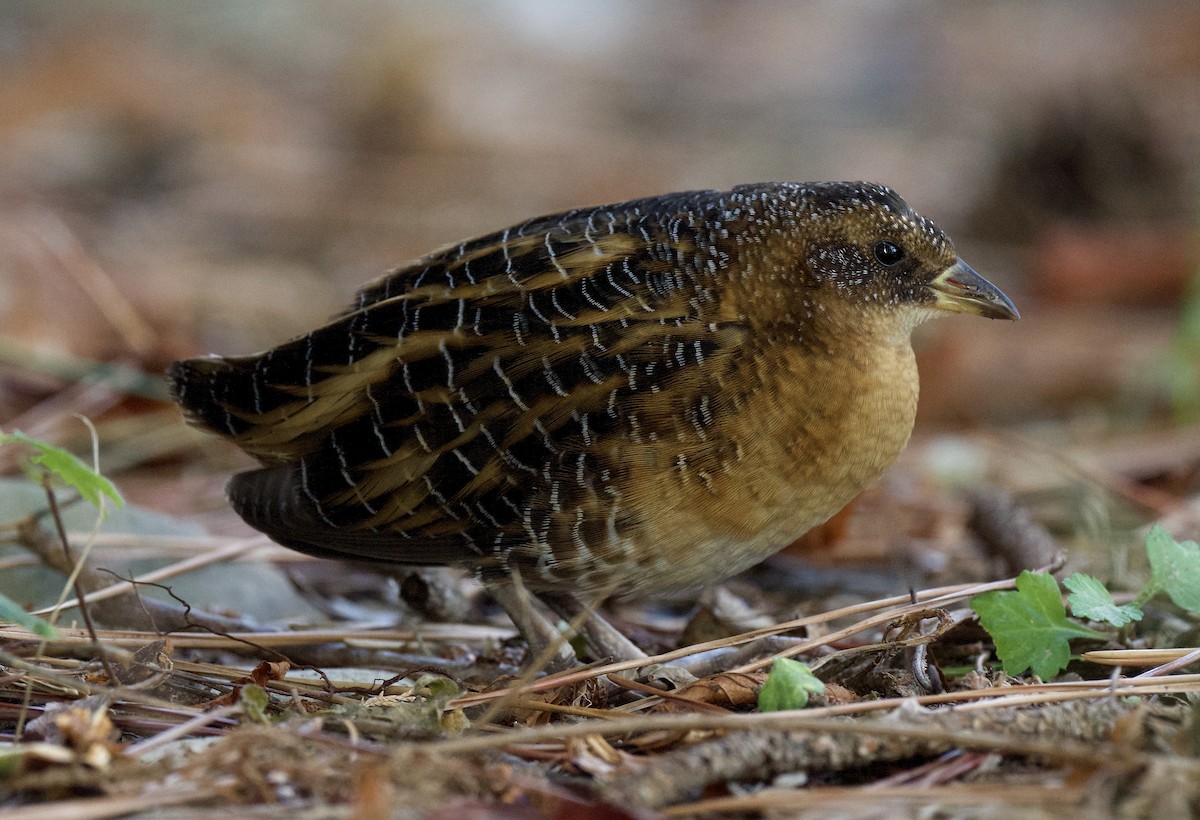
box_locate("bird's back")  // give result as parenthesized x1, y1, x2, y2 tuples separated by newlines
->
(169, 186, 783, 588)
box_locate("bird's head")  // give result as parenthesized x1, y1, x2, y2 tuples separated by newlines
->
(729, 182, 1022, 343)
(768, 182, 1019, 337)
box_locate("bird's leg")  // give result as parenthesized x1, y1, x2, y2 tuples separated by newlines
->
(491, 586, 785, 687)
(489, 581, 578, 673)
(538, 592, 649, 664)
(538, 593, 702, 687)
(539, 594, 816, 689)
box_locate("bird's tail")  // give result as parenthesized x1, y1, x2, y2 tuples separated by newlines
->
(169, 352, 325, 462)
(167, 323, 387, 462)
(167, 355, 259, 440)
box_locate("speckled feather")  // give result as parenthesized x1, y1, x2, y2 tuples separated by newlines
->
(169, 181, 986, 596)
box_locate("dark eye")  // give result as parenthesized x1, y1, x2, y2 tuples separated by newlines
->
(873, 241, 905, 266)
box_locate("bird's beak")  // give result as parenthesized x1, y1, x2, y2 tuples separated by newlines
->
(927, 259, 1020, 320)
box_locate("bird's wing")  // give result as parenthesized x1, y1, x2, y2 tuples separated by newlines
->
(169, 189, 752, 565)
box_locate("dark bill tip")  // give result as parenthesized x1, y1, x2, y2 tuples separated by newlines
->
(928, 259, 1020, 321)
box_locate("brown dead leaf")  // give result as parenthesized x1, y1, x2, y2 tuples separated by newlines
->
(663, 672, 767, 712)
(247, 659, 290, 688)
(199, 659, 291, 709)
(202, 687, 241, 709)
(820, 681, 858, 706)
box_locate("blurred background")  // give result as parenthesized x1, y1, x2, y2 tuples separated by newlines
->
(1, 1, 1198, 615)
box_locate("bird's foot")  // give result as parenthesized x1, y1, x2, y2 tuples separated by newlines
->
(490, 583, 579, 674)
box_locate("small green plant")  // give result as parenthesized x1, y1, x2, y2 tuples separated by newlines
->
(757, 657, 825, 712)
(1141, 524, 1200, 612)
(1063, 573, 1142, 626)
(0, 430, 123, 511)
(239, 684, 271, 723)
(0, 590, 57, 638)
(0, 428, 125, 638)
(971, 525, 1200, 678)
(971, 571, 1105, 679)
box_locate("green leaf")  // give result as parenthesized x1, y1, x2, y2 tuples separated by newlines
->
(757, 657, 824, 712)
(1064, 572, 1143, 626)
(0, 747, 23, 778)
(0, 592, 58, 638)
(414, 674, 459, 700)
(971, 571, 1104, 679)
(0, 430, 123, 510)
(239, 683, 270, 722)
(1145, 525, 1200, 614)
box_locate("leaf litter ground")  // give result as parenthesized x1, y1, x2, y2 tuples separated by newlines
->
(2, 440, 1200, 817)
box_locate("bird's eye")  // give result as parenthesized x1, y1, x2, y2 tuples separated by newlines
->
(873, 241, 905, 266)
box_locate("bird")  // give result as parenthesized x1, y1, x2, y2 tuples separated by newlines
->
(168, 181, 1018, 670)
